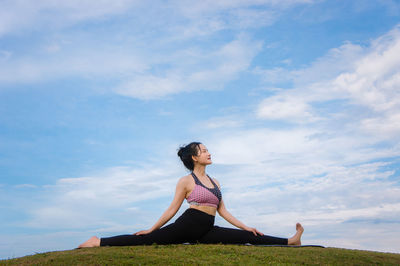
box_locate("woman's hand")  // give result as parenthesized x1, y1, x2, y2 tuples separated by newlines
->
(244, 226, 264, 236)
(133, 229, 153, 235)
(218, 199, 266, 236)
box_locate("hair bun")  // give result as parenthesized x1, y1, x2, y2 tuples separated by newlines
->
(177, 142, 202, 171)
(177, 147, 185, 158)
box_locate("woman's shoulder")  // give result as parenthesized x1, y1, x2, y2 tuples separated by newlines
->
(177, 174, 194, 185)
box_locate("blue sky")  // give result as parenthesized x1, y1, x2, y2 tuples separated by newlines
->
(1, 0, 400, 259)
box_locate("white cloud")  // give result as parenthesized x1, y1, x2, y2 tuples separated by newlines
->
(201, 116, 244, 129)
(115, 36, 262, 99)
(0, 0, 312, 40)
(253, 67, 289, 84)
(294, 42, 365, 86)
(361, 112, 400, 137)
(257, 94, 316, 122)
(221, 25, 400, 184)
(332, 30, 400, 113)
(254, 42, 366, 87)
(23, 164, 184, 230)
(254, 25, 400, 142)
(115, 74, 184, 100)
(0, 0, 316, 99)
(0, 4, 265, 99)
(14, 184, 38, 189)
(170, 0, 314, 39)
(0, 0, 138, 37)
(209, 128, 318, 165)
(0, 41, 148, 84)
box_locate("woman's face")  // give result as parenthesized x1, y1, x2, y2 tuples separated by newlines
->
(193, 144, 212, 166)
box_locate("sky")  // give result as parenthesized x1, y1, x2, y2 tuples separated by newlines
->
(1, 0, 400, 259)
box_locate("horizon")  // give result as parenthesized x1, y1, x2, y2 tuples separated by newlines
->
(1, 0, 400, 259)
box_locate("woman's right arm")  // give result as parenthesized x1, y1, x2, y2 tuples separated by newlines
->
(134, 176, 188, 235)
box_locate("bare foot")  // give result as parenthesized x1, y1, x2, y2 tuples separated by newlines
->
(78, 236, 100, 248)
(288, 223, 304, 246)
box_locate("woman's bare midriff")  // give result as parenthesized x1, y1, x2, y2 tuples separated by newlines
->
(189, 205, 217, 216)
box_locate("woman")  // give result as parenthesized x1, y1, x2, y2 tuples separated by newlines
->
(78, 142, 304, 248)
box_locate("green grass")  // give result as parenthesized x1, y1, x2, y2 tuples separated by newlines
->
(2, 244, 400, 265)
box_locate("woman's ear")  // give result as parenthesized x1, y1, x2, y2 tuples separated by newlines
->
(192, 155, 198, 162)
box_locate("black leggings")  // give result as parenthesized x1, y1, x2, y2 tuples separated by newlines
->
(100, 208, 288, 246)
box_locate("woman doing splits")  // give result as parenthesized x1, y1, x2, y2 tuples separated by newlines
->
(78, 142, 304, 248)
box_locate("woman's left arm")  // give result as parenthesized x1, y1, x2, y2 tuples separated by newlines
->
(217, 199, 263, 236)
(213, 179, 263, 236)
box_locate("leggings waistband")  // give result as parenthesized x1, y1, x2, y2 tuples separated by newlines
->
(179, 208, 215, 224)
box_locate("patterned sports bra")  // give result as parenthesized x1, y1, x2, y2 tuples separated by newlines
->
(186, 172, 222, 208)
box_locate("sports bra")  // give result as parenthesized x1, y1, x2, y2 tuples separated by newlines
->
(186, 172, 222, 208)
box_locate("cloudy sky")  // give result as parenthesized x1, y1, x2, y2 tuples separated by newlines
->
(1, 0, 400, 259)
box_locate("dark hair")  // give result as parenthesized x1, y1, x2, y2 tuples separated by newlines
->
(177, 142, 202, 171)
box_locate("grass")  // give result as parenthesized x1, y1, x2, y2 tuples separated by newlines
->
(2, 244, 400, 265)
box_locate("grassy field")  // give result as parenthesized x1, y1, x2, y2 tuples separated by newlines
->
(2, 244, 400, 265)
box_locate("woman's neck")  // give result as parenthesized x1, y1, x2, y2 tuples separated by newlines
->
(193, 165, 206, 178)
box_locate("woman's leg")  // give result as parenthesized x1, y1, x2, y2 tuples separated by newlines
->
(79, 222, 187, 248)
(199, 223, 303, 245)
(198, 226, 288, 245)
(78, 208, 215, 248)
(100, 221, 192, 246)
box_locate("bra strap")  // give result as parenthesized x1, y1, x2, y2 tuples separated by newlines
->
(207, 174, 218, 189)
(191, 172, 201, 185)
